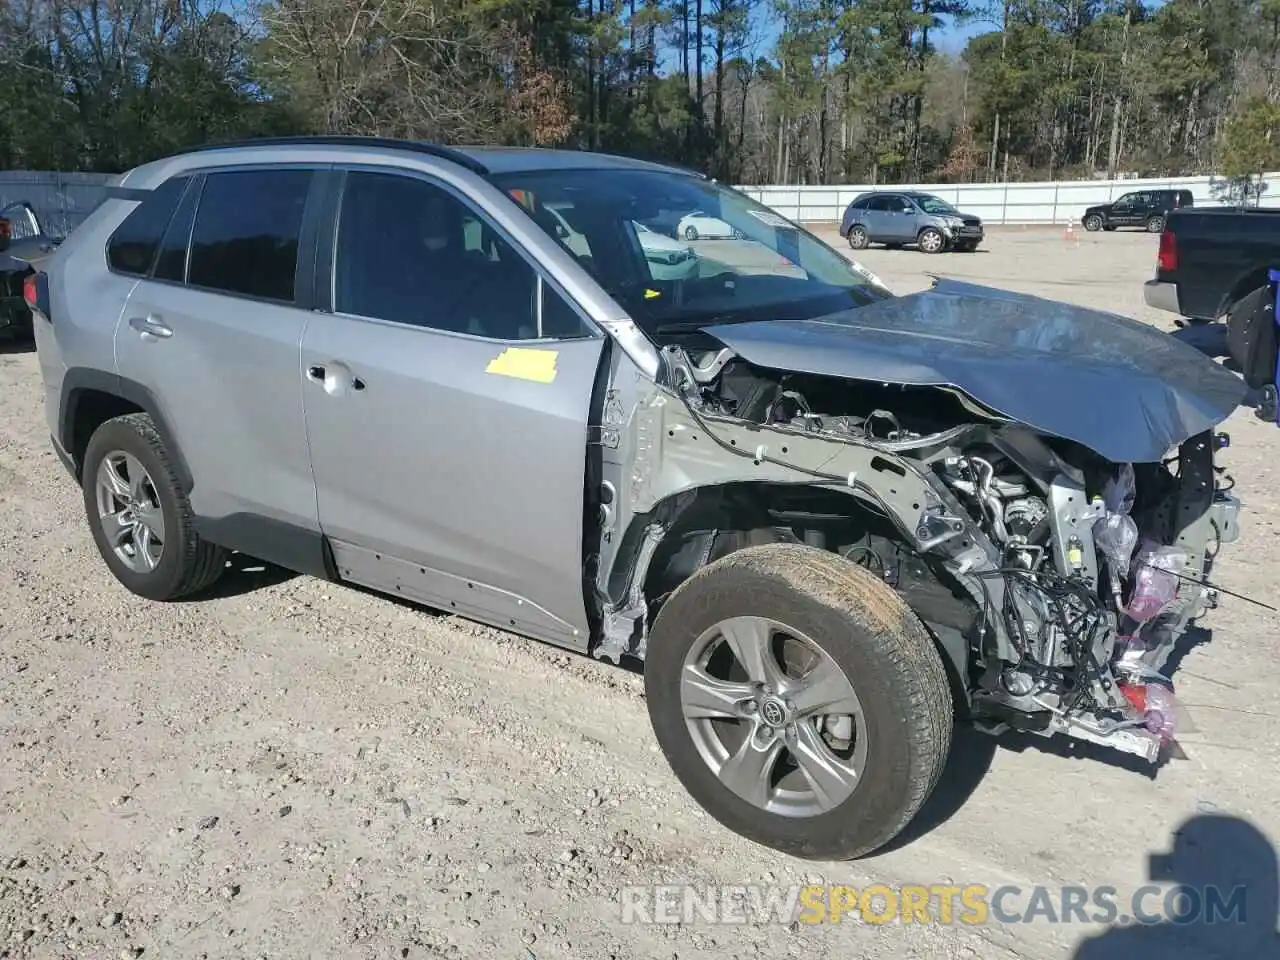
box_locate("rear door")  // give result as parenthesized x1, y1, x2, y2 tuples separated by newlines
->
(299, 166, 605, 647)
(874, 195, 913, 242)
(115, 166, 324, 557)
(1130, 192, 1156, 224)
(860, 196, 887, 240)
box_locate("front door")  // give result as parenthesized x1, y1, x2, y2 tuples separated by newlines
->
(1111, 193, 1140, 227)
(115, 166, 323, 556)
(300, 167, 605, 648)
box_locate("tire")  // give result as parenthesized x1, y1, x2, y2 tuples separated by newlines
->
(82, 412, 227, 601)
(1083, 215, 1103, 232)
(917, 227, 945, 254)
(846, 225, 869, 250)
(1146, 215, 1166, 233)
(684, 225, 699, 241)
(644, 542, 953, 860)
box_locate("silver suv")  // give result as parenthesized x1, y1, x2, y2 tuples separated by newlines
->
(839, 191, 984, 253)
(28, 136, 1245, 861)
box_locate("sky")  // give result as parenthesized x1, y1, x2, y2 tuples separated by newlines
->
(659, 2, 1168, 76)
(742, 2, 1169, 61)
(742, 9, 996, 64)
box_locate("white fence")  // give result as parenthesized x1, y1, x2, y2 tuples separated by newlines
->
(7, 168, 1280, 234)
(735, 173, 1280, 226)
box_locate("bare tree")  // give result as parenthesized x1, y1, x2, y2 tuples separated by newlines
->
(255, 0, 503, 141)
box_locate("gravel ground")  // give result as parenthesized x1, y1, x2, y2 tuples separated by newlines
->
(2, 228, 1278, 960)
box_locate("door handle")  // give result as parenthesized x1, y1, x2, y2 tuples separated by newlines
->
(128, 314, 172, 340)
(306, 363, 366, 394)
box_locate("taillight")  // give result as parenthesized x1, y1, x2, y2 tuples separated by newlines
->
(23, 271, 49, 321)
(1157, 230, 1177, 273)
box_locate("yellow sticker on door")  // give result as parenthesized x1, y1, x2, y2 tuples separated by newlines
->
(485, 347, 558, 384)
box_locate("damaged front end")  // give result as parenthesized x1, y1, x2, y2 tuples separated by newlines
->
(596, 280, 1246, 764)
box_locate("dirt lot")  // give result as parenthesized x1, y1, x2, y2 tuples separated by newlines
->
(2, 228, 1278, 960)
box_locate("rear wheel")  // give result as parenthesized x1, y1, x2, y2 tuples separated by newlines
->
(846, 225, 869, 250)
(82, 413, 227, 601)
(917, 227, 945, 254)
(644, 543, 953, 860)
(1146, 215, 1166, 233)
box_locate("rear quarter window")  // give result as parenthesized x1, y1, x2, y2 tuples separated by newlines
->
(105, 176, 190, 276)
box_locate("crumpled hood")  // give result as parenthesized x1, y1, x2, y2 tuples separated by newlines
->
(701, 278, 1247, 463)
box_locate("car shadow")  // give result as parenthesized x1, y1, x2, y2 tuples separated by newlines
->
(873, 720, 998, 853)
(886, 623, 1218, 849)
(1072, 813, 1279, 959)
(182, 552, 297, 600)
(0, 335, 34, 354)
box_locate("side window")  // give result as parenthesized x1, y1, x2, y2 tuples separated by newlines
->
(152, 174, 202, 283)
(867, 196, 891, 212)
(334, 171, 591, 340)
(106, 176, 189, 276)
(187, 168, 312, 302)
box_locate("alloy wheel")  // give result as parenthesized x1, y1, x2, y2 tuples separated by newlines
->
(918, 229, 944, 253)
(679, 616, 866, 817)
(94, 451, 166, 574)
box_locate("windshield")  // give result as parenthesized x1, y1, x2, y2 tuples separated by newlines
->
(913, 195, 958, 215)
(493, 168, 889, 336)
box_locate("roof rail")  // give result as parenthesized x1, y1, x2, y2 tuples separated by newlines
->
(181, 135, 491, 176)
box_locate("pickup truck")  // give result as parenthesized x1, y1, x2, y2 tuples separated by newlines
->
(1143, 206, 1280, 323)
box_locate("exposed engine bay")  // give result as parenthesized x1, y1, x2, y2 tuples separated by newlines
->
(615, 344, 1243, 763)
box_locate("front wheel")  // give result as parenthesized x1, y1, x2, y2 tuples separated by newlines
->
(644, 543, 953, 860)
(917, 227, 945, 254)
(846, 225, 869, 250)
(1083, 214, 1103, 232)
(684, 225, 699, 241)
(82, 413, 227, 601)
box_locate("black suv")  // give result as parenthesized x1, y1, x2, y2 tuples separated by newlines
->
(1081, 189, 1193, 234)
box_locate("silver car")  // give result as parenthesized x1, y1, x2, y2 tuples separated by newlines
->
(839, 191, 984, 253)
(26, 136, 1245, 862)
